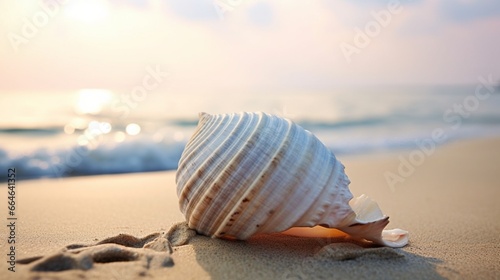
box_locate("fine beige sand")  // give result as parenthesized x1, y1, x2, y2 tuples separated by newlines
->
(1, 137, 499, 279)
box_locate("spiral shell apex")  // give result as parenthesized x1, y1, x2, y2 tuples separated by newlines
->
(176, 112, 408, 247)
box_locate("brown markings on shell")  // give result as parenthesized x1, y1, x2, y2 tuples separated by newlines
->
(202, 115, 275, 236)
(212, 118, 293, 238)
(182, 114, 254, 228)
(177, 112, 356, 240)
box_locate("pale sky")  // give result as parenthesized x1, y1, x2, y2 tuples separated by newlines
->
(1, 0, 499, 92)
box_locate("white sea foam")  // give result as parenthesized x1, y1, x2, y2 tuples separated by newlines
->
(0, 138, 184, 179)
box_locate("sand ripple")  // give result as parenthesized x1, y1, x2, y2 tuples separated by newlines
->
(19, 222, 195, 272)
(315, 243, 405, 261)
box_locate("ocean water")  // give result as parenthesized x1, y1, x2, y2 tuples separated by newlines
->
(1, 85, 500, 180)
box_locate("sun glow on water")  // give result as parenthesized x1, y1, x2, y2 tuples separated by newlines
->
(126, 123, 141, 136)
(74, 89, 113, 115)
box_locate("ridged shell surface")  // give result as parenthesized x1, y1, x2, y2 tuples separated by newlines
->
(176, 112, 355, 240)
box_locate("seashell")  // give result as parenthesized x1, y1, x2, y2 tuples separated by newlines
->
(176, 112, 408, 247)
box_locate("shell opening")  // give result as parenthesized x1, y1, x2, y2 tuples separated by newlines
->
(349, 194, 385, 223)
(345, 194, 409, 247)
(282, 195, 409, 248)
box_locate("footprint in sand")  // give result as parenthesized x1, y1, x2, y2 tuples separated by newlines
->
(18, 222, 196, 272)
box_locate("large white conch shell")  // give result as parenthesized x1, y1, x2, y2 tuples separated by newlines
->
(176, 112, 408, 248)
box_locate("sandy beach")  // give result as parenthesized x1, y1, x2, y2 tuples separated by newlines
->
(1, 137, 499, 279)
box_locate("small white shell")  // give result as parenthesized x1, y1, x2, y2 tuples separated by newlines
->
(176, 112, 408, 247)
